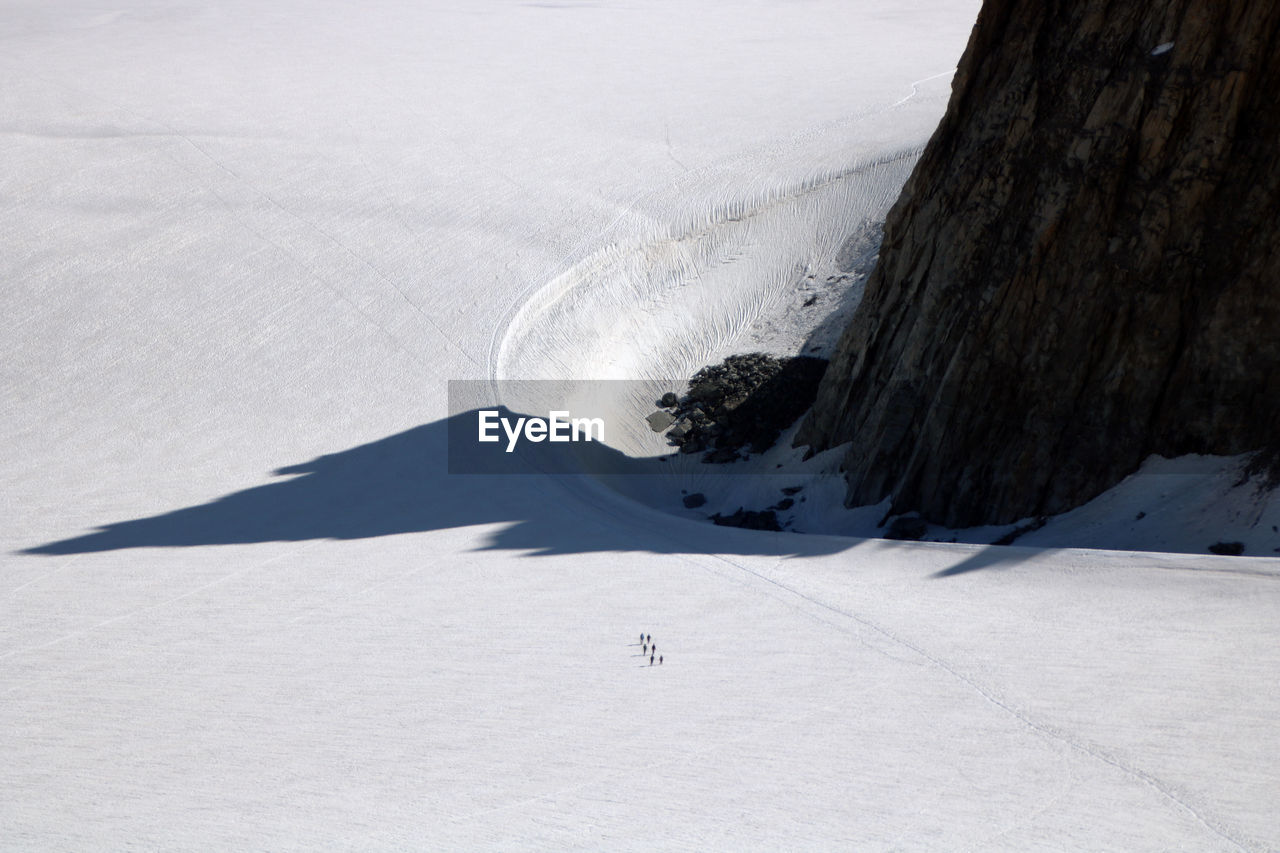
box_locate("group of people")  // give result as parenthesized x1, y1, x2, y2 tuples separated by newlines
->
(639, 632, 663, 666)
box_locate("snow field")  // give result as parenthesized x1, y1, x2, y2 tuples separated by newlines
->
(4, 0, 1279, 850)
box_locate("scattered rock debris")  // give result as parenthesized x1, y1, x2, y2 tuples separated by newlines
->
(651, 357, 828, 532)
(647, 353, 827, 464)
(710, 507, 782, 531)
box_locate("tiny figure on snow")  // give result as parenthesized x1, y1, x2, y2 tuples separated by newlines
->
(646, 634, 651, 644)
(639, 632, 644, 644)
(643, 643, 647, 654)
(659, 656, 663, 665)
(649, 654, 654, 665)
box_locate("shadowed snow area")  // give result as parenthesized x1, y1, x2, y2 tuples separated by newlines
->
(4, 1, 1280, 850)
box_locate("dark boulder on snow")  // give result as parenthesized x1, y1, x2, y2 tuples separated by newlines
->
(646, 410, 676, 432)
(682, 492, 707, 509)
(885, 515, 928, 541)
(797, 0, 1280, 527)
(1208, 541, 1245, 557)
(710, 507, 782, 531)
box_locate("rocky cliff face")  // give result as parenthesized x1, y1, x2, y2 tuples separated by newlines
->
(798, 0, 1280, 528)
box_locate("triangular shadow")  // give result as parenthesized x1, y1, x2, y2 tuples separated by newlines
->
(23, 409, 847, 559)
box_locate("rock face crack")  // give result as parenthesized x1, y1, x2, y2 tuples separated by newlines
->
(798, 0, 1280, 527)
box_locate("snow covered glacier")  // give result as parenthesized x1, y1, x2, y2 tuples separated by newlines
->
(4, 1, 1279, 849)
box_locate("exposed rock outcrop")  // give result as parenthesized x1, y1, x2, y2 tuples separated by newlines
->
(798, 0, 1280, 527)
(655, 353, 828, 462)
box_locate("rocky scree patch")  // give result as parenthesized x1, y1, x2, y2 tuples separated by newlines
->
(647, 353, 828, 464)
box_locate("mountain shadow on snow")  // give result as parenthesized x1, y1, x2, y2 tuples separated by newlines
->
(21, 409, 848, 559)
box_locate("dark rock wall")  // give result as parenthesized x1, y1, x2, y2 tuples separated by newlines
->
(798, 0, 1280, 527)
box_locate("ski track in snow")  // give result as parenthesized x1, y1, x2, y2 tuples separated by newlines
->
(890, 68, 959, 108)
(6, 554, 81, 598)
(448, 687, 848, 829)
(1, 539, 330, 670)
(10, 60, 479, 372)
(698, 550, 1251, 852)
(565, 481, 1256, 850)
(160, 123, 481, 371)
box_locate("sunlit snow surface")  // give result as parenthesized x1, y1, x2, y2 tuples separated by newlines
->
(4, 1, 1279, 850)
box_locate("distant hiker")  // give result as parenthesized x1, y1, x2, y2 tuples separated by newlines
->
(651, 644, 656, 656)
(649, 654, 654, 665)
(659, 656, 663, 665)
(643, 643, 647, 654)
(639, 632, 644, 644)
(646, 634, 651, 644)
